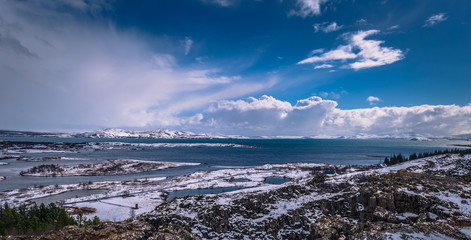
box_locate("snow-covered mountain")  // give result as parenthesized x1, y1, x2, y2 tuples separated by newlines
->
(74, 128, 224, 139)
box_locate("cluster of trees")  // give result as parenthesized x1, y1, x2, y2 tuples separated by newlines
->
(0, 203, 99, 236)
(384, 148, 471, 166)
(19, 164, 64, 176)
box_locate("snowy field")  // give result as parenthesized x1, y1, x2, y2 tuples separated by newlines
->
(2, 154, 471, 225)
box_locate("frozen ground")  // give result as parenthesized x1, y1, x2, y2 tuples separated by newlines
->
(2, 153, 471, 232)
(19, 159, 200, 177)
(102, 142, 255, 148)
(1, 161, 317, 221)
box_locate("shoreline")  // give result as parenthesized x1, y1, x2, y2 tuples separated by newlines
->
(2, 153, 471, 239)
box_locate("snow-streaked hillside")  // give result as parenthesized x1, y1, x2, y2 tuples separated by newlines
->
(75, 128, 224, 139)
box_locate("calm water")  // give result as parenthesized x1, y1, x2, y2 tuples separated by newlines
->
(32, 189, 107, 206)
(0, 137, 468, 191)
(166, 187, 243, 201)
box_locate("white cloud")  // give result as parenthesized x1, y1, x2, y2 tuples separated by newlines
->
(289, 0, 328, 18)
(314, 64, 333, 69)
(349, 30, 404, 69)
(319, 92, 329, 98)
(366, 96, 380, 102)
(0, 0, 270, 130)
(205, 95, 337, 135)
(309, 48, 325, 56)
(355, 19, 368, 26)
(319, 91, 340, 99)
(202, 0, 235, 7)
(203, 95, 471, 137)
(366, 96, 381, 105)
(323, 104, 471, 138)
(298, 45, 357, 64)
(183, 37, 193, 55)
(313, 22, 343, 33)
(298, 30, 404, 70)
(423, 13, 448, 27)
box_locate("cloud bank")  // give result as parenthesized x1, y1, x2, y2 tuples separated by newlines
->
(203, 95, 471, 138)
(298, 30, 404, 70)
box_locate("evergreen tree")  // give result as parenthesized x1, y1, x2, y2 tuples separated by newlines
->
(0, 202, 95, 236)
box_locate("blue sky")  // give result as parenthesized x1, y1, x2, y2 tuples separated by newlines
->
(0, 0, 470, 137)
(109, 0, 471, 108)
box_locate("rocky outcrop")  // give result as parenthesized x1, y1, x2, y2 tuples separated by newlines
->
(19, 160, 195, 177)
(3, 154, 471, 239)
(143, 154, 471, 239)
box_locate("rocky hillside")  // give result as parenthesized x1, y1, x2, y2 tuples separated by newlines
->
(3, 154, 471, 239)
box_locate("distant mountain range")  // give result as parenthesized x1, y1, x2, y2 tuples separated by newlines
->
(0, 129, 469, 140)
(73, 128, 224, 139)
(0, 129, 225, 139)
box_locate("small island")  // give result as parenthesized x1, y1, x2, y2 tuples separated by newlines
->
(19, 160, 199, 177)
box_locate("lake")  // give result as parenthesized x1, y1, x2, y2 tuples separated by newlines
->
(0, 137, 468, 191)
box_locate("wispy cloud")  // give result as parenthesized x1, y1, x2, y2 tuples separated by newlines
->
(289, 0, 328, 18)
(309, 48, 325, 56)
(314, 64, 333, 69)
(201, 0, 235, 7)
(183, 37, 193, 55)
(0, 0, 271, 130)
(355, 19, 369, 26)
(0, 33, 37, 58)
(423, 13, 448, 27)
(313, 22, 343, 33)
(299, 45, 357, 64)
(319, 91, 340, 99)
(298, 30, 404, 70)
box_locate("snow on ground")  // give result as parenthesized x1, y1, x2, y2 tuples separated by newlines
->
(431, 191, 471, 217)
(3, 154, 471, 223)
(77, 128, 223, 139)
(2, 162, 309, 221)
(375, 154, 471, 176)
(5, 149, 71, 154)
(163, 166, 309, 192)
(102, 142, 255, 148)
(460, 227, 471, 239)
(73, 192, 164, 221)
(396, 212, 419, 220)
(385, 232, 456, 240)
(254, 192, 342, 223)
(61, 166, 302, 221)
(261, 162, 329, 169)
(20, 159, 200, 177)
